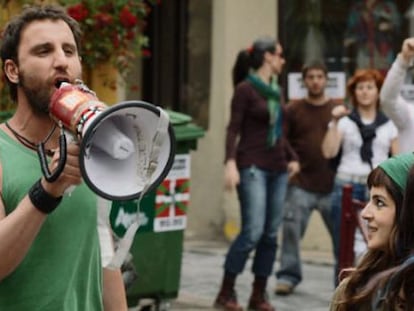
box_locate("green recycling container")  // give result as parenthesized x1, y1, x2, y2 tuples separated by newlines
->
(0, 110, 13, 122)
(111, 110, 204, 309)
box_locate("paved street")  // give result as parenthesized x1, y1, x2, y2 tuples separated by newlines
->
(171, 239, 335, 311)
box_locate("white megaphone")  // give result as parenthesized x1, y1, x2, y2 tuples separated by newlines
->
(38, 80, 175, 201)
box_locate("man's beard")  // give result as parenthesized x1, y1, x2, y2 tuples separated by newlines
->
(18, 72, 52, 116)
(308, 88, 325, 99)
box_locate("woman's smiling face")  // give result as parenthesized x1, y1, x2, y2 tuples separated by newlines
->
(361, 186, 396, 251)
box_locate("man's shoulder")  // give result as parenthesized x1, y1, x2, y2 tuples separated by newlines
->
(287, 98, 343, 109)
(323, 98, 344, 110)
(287, 98, 306, 105)
(286, 98, 307, 109)
(329, 98, 344, 105)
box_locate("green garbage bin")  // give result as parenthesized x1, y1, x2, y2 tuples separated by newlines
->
(111, 110, 204, 309)
(0, 110, 13, 122)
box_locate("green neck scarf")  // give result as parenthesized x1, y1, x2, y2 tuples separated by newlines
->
(379, 152, 414, 193)
(246, 73, 282, 147)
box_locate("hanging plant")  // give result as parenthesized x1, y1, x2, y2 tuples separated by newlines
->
(0, 0, 158, 114)
(60, 0, 157, 77)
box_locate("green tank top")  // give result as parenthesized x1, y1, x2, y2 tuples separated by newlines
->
(0, 129, 103, 310)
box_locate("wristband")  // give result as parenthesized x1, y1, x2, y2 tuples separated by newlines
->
(28, 179, 63, 214)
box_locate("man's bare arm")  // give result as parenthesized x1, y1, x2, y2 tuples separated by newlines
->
(103, 268, 128, 311)
(0, 143, 81, 280)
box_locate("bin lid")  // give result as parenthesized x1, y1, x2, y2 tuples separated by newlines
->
(167, 110, 205, 141)
(167, 110, 193, 126)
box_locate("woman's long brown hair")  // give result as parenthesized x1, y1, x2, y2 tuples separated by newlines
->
(334, 167, 404, 311)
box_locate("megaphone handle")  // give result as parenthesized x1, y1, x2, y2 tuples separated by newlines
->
(38, 130, 67, 182)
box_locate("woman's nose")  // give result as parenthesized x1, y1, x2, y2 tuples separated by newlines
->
(360, 202, 372, 220)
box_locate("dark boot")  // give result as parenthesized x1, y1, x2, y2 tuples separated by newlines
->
(247, 276, 275, 311)
(214, 272, 243, 311)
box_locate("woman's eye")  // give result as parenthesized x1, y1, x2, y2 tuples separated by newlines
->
(374, 198, 385, 208)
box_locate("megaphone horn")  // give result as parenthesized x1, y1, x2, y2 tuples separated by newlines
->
(40, 80, 175, 201)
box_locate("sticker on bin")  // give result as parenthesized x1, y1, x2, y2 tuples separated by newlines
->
(110, 199, 150, 237)
(154, 154, 190, 232)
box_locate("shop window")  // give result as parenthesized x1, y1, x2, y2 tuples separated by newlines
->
(128, 0, 212, 129)
(278, 0, 412, 101)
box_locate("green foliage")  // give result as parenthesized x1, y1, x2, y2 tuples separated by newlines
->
(59, 0, 157, 76)
(0, 0, 157, 112)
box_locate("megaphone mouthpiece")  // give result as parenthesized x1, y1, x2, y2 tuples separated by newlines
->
(89, 118, 134, 160)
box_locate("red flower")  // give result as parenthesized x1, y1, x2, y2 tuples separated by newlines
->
(119, 6, 138, 28)
(67, 3, 89, 22)
(94, 12, 113, 27)
(125, 30, 135, 40)
(144, 4, 152, 15)
(61, 0, 158, 76)
(129, 84, 140, 92)
(112, 34, 120, 49)
(141, 49, 151, 57)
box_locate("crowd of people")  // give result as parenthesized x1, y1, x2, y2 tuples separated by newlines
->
(2, 2, 414, 311)
(215, 32, 414, 311)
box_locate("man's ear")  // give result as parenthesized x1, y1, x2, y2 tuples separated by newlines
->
(4, 59, 19, 83)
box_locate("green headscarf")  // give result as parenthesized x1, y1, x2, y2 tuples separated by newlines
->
(379, 152, 414, 193)
(246, 73, 282, 147)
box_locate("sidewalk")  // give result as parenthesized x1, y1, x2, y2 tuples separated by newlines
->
(171, 239, 335, 311)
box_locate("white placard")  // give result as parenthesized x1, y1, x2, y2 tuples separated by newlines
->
(287, 72, 346, 101)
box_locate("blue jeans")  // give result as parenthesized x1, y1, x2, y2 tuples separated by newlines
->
(276, 185, 334, 287)
(224, 165, 288, 278)
(331, 176, 368, 285)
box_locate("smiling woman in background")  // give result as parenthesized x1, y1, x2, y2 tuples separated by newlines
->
(322, 69, 398, 283)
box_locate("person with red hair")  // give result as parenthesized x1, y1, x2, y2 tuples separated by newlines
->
(322, 68, 399, 284)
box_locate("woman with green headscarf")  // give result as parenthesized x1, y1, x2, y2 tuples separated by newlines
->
(330, 152, 414, 311)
